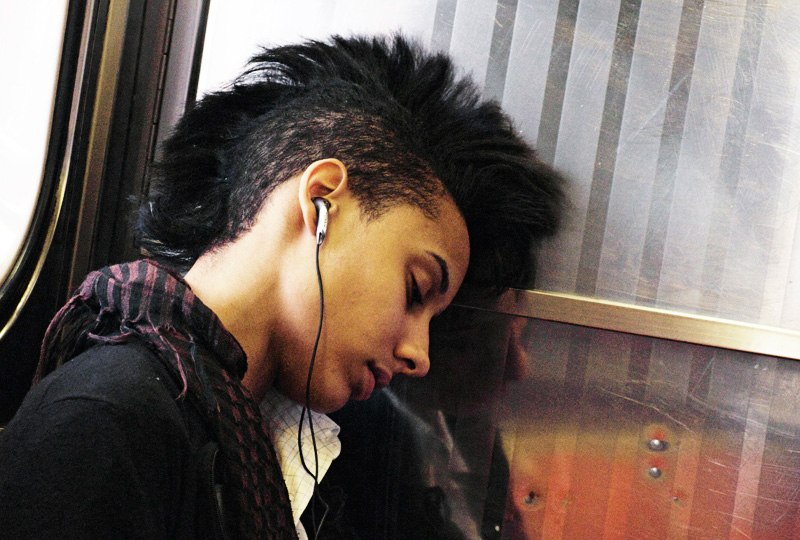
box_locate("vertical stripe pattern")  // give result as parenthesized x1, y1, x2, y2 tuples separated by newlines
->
(505, 318, 800, 539)
(202, 0, 800, 328)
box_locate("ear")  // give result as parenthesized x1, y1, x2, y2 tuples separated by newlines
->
(298, 158, 349, 239)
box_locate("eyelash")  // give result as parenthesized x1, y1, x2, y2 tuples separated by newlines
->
(408, 275, 423, 308)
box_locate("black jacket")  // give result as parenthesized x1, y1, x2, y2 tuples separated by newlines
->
(0, 341, 228, 540)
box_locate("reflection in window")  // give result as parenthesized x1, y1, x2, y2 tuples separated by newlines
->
(330, 309, 800, 539)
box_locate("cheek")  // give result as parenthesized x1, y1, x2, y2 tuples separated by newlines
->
(317, 250, 413, 383)
(326, 275, 405, 341)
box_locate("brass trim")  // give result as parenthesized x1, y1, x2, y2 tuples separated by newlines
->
(0, 2, 93, 341)
(455, 289, 800, 360)
(68, 0, 131, 291)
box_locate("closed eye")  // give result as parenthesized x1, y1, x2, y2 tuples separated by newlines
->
(407, 275, 423, 308)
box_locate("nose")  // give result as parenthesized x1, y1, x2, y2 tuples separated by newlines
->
(394, 318, 430, 378)
(504, 318, 530, 382)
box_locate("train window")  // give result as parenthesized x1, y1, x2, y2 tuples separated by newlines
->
(400, 309, 800, 540)
(199, 0, 800, 331)
(325, 306, 800, 539)
(198, 0, 441, 94)
(0, 3, 69, 286)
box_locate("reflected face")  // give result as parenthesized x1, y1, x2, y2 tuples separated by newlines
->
(414, 308, 530, 414)
(275, 197, 470, 413)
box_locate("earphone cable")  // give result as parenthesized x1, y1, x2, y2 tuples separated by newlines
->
(298, 239, 330, 539)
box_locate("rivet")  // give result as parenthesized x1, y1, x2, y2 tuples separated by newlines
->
(494, 525, 501, 532)
(523, 492, 536, 505)
(648, 467, 662, 479)
(648, 439, 667, 451)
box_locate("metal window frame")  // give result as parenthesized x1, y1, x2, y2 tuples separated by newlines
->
(455, 288, 800, 360)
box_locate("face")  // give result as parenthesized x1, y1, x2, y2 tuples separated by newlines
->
(273, 195, 470, 413)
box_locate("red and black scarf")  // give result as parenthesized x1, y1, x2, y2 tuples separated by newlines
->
(36, 259, 297, 540)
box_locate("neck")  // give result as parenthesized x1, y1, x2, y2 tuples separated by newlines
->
(184, 230, 284, 401)
(183, 178, 314, 402)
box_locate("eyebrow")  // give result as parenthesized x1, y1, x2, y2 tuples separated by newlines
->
(428, 252, 450, 294)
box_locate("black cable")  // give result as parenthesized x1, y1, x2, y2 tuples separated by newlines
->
(298, 240, 330, 539)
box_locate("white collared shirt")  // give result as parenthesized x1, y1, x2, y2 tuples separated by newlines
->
(260, 388, 341, 540)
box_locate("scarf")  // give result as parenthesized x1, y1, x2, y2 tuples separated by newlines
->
(36, 259, 297, 540)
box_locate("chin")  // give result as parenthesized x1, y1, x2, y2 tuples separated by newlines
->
(310, 390, 350, 414)
(312, 402, 345, 415)
(280, 377, 353, 414)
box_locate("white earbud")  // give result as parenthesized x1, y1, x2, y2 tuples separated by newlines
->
(313, 198, 330, 245)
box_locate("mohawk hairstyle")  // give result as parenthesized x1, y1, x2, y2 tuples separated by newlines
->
(137, 34, 564, 289)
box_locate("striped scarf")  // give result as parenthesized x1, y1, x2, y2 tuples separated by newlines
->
(36, 259, 297, 540)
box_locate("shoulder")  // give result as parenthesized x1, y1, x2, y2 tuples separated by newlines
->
(3, 340, 206, 456)
(0, 341, 214, 539)
(21, 341, 184, 423)
(34, 340, 176, 400)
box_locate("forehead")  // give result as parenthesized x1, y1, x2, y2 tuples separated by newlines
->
(381, 197, 470, 275)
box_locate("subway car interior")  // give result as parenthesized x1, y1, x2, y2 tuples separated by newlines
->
(3, 1, 800, 538)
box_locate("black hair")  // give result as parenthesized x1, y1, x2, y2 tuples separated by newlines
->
(137, 34, 564, 289)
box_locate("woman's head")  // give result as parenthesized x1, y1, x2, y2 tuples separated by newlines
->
(137, 34, 564, 290)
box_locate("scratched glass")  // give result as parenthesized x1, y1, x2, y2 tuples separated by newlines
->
(202, 0, 800, 330)
(382, 308, 800, 540)
(524, 0, 800, 330)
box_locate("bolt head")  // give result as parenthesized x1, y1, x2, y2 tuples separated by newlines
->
(648, 439, 667, 451)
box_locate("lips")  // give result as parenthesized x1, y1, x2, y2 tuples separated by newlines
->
(352, 362, 392, 401)
(368, 362, 392, 388)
